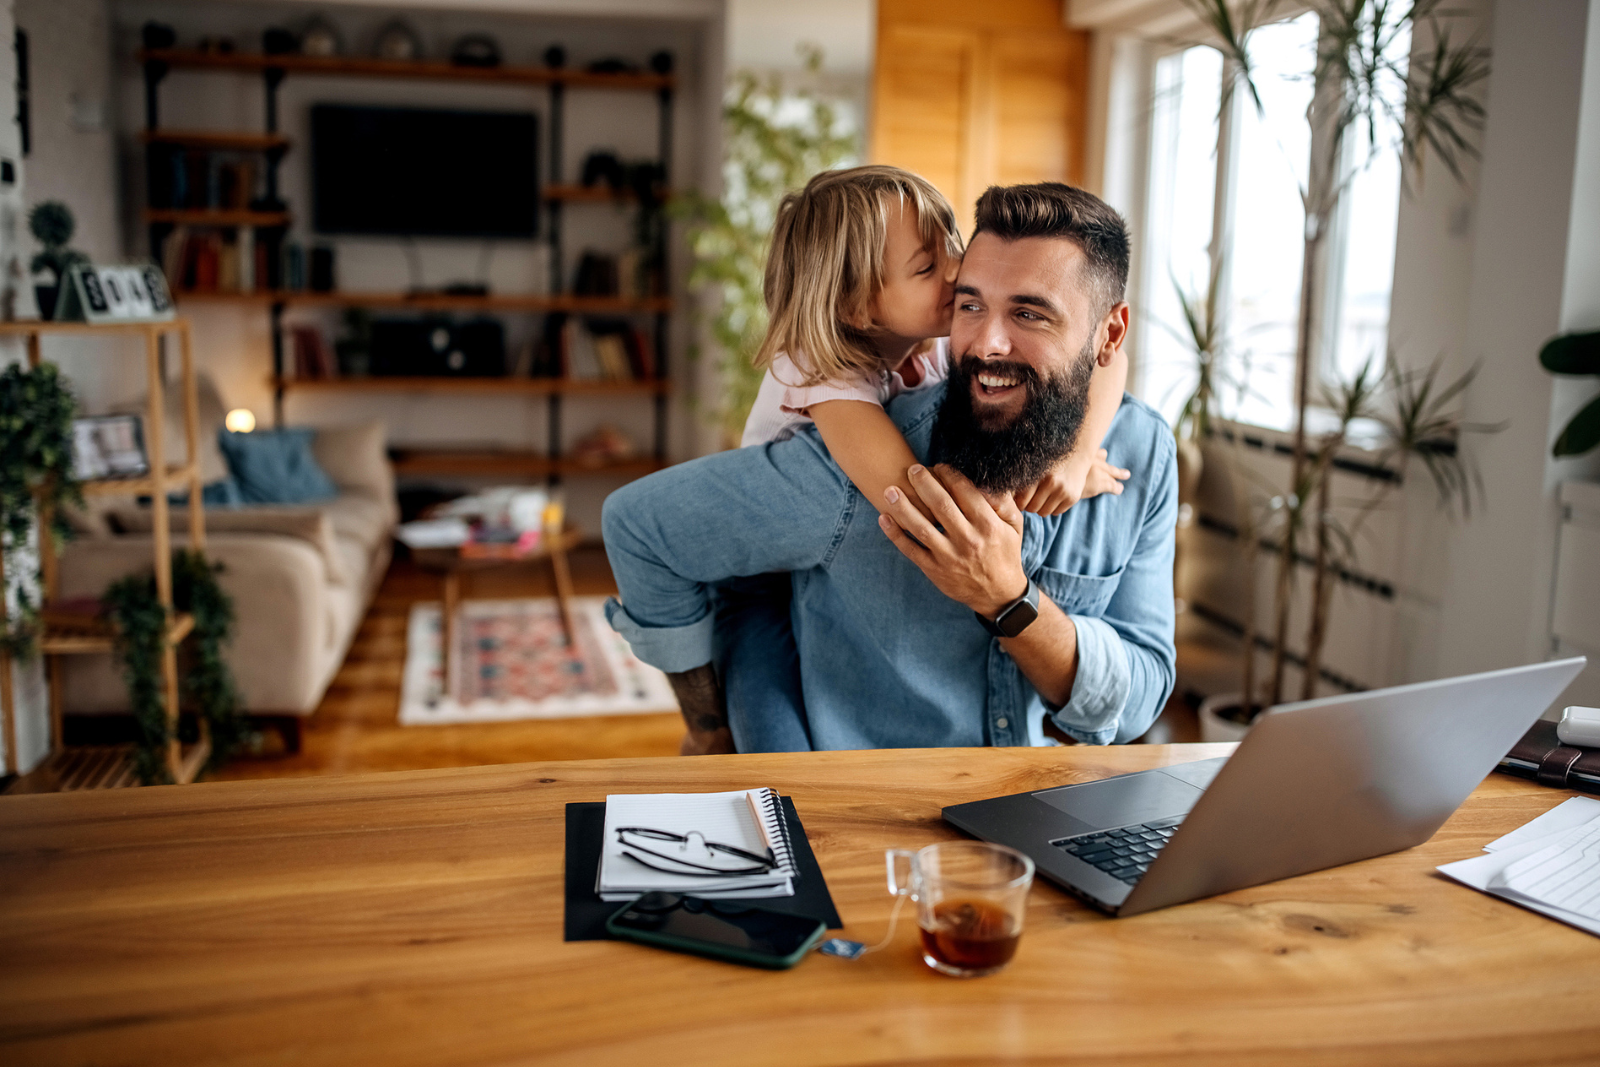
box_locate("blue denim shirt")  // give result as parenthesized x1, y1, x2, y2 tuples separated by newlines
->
(604, 386, 1178, 747)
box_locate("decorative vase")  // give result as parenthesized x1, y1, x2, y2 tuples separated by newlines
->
(1198, 692, 1254, 743)
(374, 20, 422, 61)
(34, 284, 58, 321)
(299, 16, 341, 58)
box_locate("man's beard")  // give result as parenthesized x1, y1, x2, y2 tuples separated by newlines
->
(929, 336, 1096, 493)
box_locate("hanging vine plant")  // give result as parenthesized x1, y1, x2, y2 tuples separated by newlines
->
(0, 362, 82, 656)
(103, 550, 249, 785)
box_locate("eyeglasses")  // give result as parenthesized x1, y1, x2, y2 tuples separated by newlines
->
(615, 826, 776, 877)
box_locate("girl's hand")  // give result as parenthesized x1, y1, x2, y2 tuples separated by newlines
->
(1012, 449, 1131, 517)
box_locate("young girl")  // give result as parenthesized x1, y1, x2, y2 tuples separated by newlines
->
(710, 165, 1129, 754)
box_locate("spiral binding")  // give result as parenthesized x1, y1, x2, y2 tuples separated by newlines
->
(759, 788, 798, 875)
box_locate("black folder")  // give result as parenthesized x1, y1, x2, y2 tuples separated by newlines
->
(563, 796, 842, 941)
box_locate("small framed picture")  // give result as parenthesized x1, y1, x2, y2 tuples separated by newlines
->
(71, 414, 149, 481)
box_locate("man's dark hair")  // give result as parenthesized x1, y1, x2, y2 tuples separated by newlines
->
(971, 183, 1130, 311)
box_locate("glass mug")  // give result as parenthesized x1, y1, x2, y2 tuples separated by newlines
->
(886, 841, 1036, 977)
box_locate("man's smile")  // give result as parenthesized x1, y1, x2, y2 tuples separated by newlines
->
(975, 369, 1022, 394)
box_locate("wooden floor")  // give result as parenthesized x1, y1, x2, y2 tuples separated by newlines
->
(209, 547, 684, 782)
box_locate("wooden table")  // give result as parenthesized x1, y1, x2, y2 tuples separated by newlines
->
(411, 525, 581, 694)
(2, 745, 1597, 1066)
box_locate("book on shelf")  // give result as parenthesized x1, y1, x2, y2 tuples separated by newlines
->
(160, 224, 190, 289)
(290, 325, 336, 380)
(149, 146, 260, 211)
(163, 227, 270, 296)
(549, 317, 653, 383)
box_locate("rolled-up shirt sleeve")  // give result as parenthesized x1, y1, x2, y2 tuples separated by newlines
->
(1048, 435, 1179, 744)
(601, 431, 853, 674)
(1051, 615, 1132, 738)
(603, 601, 718, 674)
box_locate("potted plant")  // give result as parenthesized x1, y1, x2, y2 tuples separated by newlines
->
(0, 362, 81, 657)
(1196, 355, 1499, 740)
(27, 202, 90, 322)
(102, 551, 249, 785)
(673, 45, 858, 444)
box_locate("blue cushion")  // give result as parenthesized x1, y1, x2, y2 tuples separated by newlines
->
(216, 428, 338, 505)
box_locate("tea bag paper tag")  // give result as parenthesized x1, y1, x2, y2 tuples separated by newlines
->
(817, 938, 867, 959)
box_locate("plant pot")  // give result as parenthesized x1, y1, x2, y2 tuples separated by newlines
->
(1198, 692, 1255, 743)
(34, 284, 58, 321)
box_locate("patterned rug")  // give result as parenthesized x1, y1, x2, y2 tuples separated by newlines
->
(399, 596, 678, 725)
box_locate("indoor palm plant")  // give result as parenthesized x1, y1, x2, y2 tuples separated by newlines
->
(1180, 0, 1493, 719)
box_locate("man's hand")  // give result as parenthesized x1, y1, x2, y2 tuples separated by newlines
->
(878, 464, 1029, 618)
(1013, 449, 1130, 516)
(666, 664, 736, 755)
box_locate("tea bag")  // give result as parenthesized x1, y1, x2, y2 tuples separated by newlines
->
(814, 891, 909, 960)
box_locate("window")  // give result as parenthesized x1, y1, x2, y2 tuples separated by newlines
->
(1136, 13, 1409, 430)
(1139, 45, 1221, 423)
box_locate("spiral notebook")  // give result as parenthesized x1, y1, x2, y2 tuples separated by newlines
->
(596, 788, 797, 901)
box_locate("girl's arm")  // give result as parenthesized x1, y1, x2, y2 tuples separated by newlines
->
(1012, 347, 1131, 516)
(808, 399, 933, 519)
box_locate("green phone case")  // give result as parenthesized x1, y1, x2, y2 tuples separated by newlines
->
(605, 899, 827, 970)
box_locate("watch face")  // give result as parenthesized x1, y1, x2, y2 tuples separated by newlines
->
(996, 599, 1039, 638)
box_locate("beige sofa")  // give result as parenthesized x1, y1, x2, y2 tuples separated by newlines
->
(58, 418, 397, 748)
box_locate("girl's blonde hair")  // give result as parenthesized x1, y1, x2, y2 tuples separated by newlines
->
(756, 165, 963, 386)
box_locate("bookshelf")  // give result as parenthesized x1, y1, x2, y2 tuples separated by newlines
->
(0, 320, 209, 786)
(139, 42, 677, 477)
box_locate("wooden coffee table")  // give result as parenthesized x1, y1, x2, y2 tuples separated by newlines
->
(410, 525, 583, 692)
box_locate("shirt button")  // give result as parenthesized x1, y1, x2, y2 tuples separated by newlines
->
(995, 717, 1009, 730)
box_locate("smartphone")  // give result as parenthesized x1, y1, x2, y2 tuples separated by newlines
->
(605, 892, 828, 970)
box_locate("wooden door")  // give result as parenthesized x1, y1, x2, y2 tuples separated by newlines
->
(871, 0, 1089, 236)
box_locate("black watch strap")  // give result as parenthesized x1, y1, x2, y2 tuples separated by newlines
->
(976, 577, 1040, 639)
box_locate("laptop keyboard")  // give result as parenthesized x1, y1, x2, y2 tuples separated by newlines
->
(1052, 816, 1185, 885)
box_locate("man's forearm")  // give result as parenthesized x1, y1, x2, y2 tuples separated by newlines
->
(999, 593, 1079, 708)
(667, 663, 735, 755)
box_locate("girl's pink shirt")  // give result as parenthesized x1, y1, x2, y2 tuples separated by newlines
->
(739, 337, 952, 448)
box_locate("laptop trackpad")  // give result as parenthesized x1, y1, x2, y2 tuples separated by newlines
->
(1032, 772, 1204, 829)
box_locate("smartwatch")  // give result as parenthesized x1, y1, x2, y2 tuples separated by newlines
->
(975, 577, 1040, 639)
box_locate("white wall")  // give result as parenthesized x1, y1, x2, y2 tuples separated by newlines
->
(726, 0, 872, 77)
(1435, 0, 1600, 711)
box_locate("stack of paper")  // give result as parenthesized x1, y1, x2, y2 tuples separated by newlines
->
(596, 788, 797, 902)
(1438, 796, 1600, 937)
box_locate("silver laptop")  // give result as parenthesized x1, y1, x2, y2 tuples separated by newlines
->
(944, 658, 1587, 917)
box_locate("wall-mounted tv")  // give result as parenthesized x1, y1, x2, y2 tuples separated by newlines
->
(311, 104, 539, 239)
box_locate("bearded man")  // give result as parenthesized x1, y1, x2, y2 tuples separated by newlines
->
(603, 182, 1177, 753)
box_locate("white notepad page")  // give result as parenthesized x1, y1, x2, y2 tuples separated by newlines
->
(1438, 798, 1600, 937)
(1493, 818, 1600, 921)
(597, 788, 795, 901)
